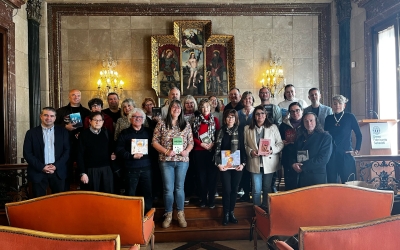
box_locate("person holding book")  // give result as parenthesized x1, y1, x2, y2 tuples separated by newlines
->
(77, 112, 115, 194)
(115, 108, 153, 213)
(279, 102, 304, 190)
(214, 109, 247, 226)
(237, 91, 255, 202)
(324, 95, 362, 183)
(291, 112, 332, 188)
(152, 100, 194, 229)
(192, 99, 221, 208)
(244, 105, 284, 208)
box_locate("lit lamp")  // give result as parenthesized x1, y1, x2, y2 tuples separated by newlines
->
(260, 55, 286, 98)
(96, 52, 124, 101)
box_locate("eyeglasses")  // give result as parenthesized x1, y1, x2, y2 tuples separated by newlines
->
(131, 116, 143, 120)
(91, 119, 104, 123)
(255, 112, 266, 116)
(226, 116, 235, 120)
(289, 109, 301, 114)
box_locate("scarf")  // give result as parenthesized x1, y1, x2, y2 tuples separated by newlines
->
(192, 113, 216, 142)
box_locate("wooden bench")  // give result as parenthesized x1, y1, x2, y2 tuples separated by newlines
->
(275, 215, 400, 250)
(5, 191, 154, 249)
(254, 184, 394, 249)
(0, 225, 131, 250)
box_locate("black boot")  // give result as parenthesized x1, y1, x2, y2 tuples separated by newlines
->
(222, 212, 229, 226)
(229, 211, 238, 224)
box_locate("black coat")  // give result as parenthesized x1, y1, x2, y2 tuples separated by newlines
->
(292, 131, 332, 188)
(23, 125, 70, 183)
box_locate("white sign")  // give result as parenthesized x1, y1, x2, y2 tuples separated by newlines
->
(369, 123, 391, 149)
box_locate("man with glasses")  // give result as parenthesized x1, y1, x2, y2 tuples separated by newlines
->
(259, 87, 282, 126)
(77, 112, 115, 193)
(303, 88, 332, 127)
(115, 108, 153, 213)
(23, 107, 70, 198)
(84, 98, 114, 135)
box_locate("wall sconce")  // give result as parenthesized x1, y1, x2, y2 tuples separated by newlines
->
(96, 52, 124, 101)
(259, 55, 286, 98)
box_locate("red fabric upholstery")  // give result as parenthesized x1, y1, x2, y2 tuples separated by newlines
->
(0, 225, 120, 250)
(254, 184, 394, 249)
(6, 191, 154, 249)
(275, 215, 400, 250)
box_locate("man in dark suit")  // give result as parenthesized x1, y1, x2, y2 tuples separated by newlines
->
(23, 107, 70, 198)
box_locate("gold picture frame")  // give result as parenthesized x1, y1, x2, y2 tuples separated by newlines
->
(151, 20, 235, 99)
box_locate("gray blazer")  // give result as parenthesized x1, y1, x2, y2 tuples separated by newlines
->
(304, 104, 333, 127)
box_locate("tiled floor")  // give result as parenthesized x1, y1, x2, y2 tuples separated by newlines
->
(135, 240, 269, 250)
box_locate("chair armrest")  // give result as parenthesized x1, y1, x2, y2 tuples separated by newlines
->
(144, 208, 155, 223)
(275, 241, 294, 250)
(254, 205, 271, 240)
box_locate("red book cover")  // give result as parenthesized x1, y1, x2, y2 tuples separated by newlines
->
(258, 139, 271, 156)
(285, 129, 296, 143)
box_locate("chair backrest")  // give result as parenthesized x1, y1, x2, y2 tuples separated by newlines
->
(6, 191, 147, 246)
(0, 225, 120, 250)
(268, 184, 393, 236)
(299, 215, 400, 250)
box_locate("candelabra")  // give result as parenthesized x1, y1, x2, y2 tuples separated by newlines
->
(96, 52, 124, 100)
(259, 55, 286, 98)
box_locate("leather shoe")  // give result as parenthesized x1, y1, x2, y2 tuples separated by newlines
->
(222, 212, 229, 226)
(229, 211, 238, 224)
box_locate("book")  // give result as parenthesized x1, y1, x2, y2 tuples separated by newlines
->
(221, 150, 240, 170)
(258, 138, 271, 156)
(297, 150, 309, 163)
(285, 129, 296, 143)
(199, 132, 211, 144)
(131, 139, 148, 155)
(173, 136, 184, 154)
(152, 107, 162, 117)
(69, 112, 83, 128)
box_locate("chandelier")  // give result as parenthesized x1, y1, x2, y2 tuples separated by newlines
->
(259, 55, 286, 98)
(96, 52, 124, 100)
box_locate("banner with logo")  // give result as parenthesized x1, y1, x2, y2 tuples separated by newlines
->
(369, 123, 391, 149)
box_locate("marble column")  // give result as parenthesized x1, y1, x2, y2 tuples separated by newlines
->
(27, 0, 42, 128)
(336, 0, 352, 111)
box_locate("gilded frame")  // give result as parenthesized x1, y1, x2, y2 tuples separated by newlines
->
(151, 20, 235, 99)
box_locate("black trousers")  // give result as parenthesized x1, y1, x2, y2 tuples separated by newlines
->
(327, 149, 356, 184)
(125, 166, 153, 213)
(81, 166, 113, 193)
(193, 150, 218, 205)
(31, 173, 64, 198)
(220, 169, 243, 213)
(283, 165, 299, 191)
(184, 151, 198, 197)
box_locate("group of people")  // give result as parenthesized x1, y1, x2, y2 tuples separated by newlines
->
(23, 84, 362, 229)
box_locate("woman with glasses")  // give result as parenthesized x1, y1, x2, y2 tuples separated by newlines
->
(244, 106, 284, 208)
(182, 95, 198, 124)
(152, 100, 194, 228)
(214, 109, 247, 225)
(115, 108, 153, 213)
(291, 112, 332, 187)
(77, 112, 115, 193)
(279, 102, 304, 190)
(192, 99, 220, 208)
(325, 95, 362, 183)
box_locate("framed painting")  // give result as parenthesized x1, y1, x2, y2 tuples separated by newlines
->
(151, 20, 235, 99)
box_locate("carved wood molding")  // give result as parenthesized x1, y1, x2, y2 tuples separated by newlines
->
(47, 3, 332, 108)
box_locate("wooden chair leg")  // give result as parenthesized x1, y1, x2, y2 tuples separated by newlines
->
(253, 230, 258, 250)
(151, 234, 155, 250)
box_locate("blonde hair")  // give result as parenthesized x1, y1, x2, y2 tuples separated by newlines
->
(332, 95, 348, 104)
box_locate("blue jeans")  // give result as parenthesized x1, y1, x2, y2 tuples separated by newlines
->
(159, 161, 189, 213)
(251, 172, 273, 207)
